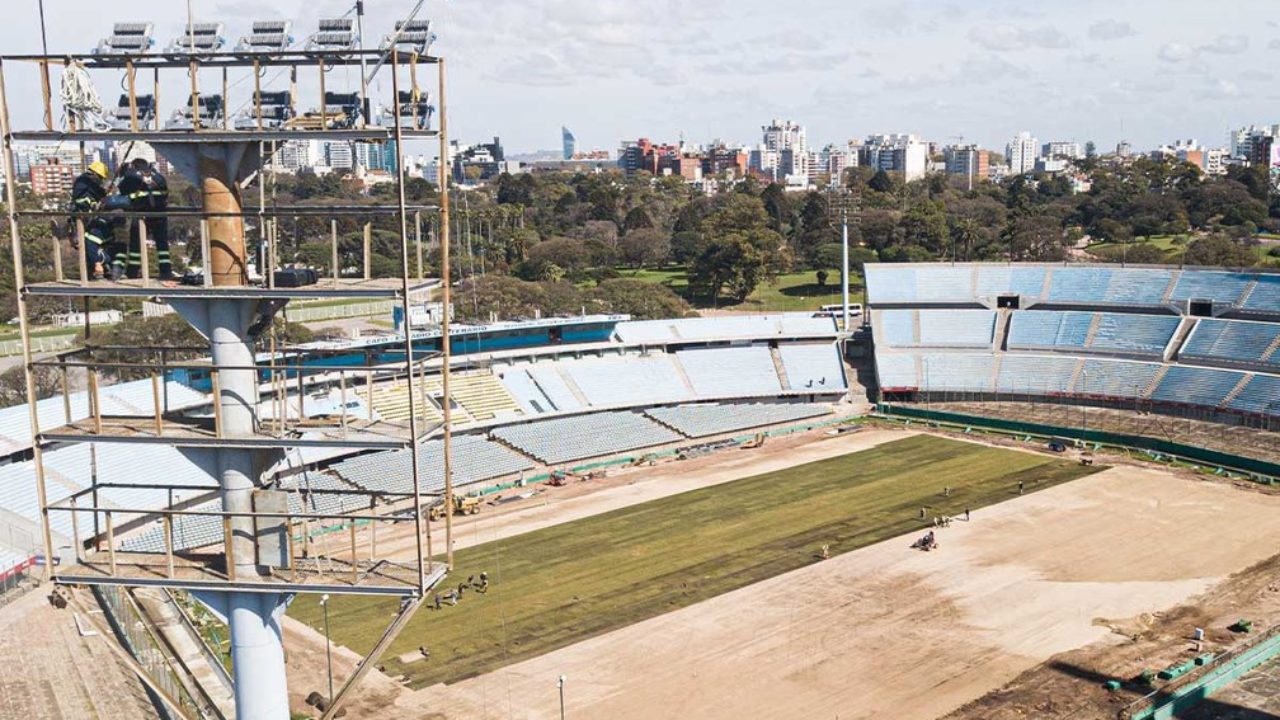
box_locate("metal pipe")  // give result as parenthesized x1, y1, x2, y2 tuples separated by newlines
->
(437, 58, 454, 570)
(391, 49, 429, 594)
(0, 58, 56, 576)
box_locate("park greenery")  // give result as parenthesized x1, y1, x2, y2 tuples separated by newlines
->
(3, 153, 1278, 326)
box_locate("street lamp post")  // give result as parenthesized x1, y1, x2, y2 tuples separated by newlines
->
(557, 674, 566, 720)
(1080, 370, 1088, 442)
(320, 594, 334, 703)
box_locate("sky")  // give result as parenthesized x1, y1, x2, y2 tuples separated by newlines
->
(4, 0, 1280, 156)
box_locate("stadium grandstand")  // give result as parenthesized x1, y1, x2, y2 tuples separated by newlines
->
(0, 312, 855, 566)
(866, 263, 1280, 430)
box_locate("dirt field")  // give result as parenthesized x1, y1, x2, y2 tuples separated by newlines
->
(403, 467, 1280, 720)
(291, 434, 1097, 688)
(284, 431, 1280, 720)
(0, 589, 154, 720)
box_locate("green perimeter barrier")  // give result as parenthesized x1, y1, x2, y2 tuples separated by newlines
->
(875, 404, 1280, 481)
(1129, 629, 1280, 720)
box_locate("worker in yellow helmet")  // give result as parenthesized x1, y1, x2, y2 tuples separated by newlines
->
(69, 160, 130, 280)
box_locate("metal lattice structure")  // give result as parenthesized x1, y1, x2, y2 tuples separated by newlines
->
(0, 13, 457, 719)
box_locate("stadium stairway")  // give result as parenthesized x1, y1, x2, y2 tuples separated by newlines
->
(1222, 373, 1254, 408)
(556, 366, 593, 407)
(1261, 334, 1280, 364)
(1166, 317, 1199, 362)
(770, 346, 792, 390)
(672, 355, 698, 395)
(1142, 365, 1170, 397)
(1083, 313, 1103, 348)
(993, 308, 1012, 351)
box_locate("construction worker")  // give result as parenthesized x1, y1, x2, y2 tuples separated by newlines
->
(117, 159, 173, 279)
(143, 160, 172, 278)
(69, 161, 119, 279)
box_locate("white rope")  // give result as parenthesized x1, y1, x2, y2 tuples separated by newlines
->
(59, 61, 112, 131)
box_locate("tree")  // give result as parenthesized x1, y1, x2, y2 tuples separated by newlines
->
(688, 235, 765, 302)
(618, 228, 671, 269)
(868, 169, 894, 194)
(815, 269, 829, 286)
(1084, 141, 1097, 158)
(1183, 234, 1259, 267)
(622, 206, 654, 232)
(585, 279, 691, 320)
(0, 364, 60, 409)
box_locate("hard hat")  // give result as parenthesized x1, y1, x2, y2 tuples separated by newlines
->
(88, 161, 109, 179)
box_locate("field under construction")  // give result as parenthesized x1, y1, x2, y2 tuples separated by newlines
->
(290, 434, 1099, 688)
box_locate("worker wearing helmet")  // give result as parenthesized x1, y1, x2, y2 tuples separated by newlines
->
(70, 161, 115, 279)
(117, 158, 172, 279)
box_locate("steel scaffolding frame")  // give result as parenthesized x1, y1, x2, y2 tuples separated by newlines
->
(0, 32, 456, 720)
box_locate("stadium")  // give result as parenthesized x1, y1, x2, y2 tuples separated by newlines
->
(4, 257, 1280, 719)
(3, 11, 1280, 720)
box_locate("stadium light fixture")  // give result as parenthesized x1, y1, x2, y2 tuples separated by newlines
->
(235, 20, 295, 53)
(382, 19, 436, 55)
(165, 22, 226, 56)
(306, 18, 357, 53)
(93, 22, 156, 55)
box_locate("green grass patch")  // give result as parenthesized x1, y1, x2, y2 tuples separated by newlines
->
(290, 435, 1100, 687)
(612, 265, 865, 312)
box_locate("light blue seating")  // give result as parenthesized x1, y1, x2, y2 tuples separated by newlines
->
(920, 310, 995, 347)
(525, 364, 583, 412)
(1243, 276, 1280, 313)
(996, 355, 1077, 394)
(500, 368, 554, 413)
(1092, 314, 1179, 355)
(1079, 359, 1163, 398)
(564, 354, 692, 407)
(975, 267, 1047, 299)
(676, 347, 782, 398)
(1007, 311, 1092, 350)
(1150, 366, 1244, 407)
(491, 412, 681, 464)
(1048, 268, 1112, 303)
(1181, 319, 1280, 371)
(1229, 374, 1280, 416)
(614, 314, 837, 344)
(918, 354, 995, 392)
(1105, 269, 1173, 305)
(880, 310, 993, 347)
(864, 266, 974, 303)
(645, 403, 830, 438)
(880, 310, 916, 346)
(779, 344, 847, 390)
(1171, 272, 1255, 304)
(332, 434, 535, 495)
(876, 354, 918, 389)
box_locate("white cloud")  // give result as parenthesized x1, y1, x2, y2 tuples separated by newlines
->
(969, 24, 1071, 52)
(1269, 38, 1280, 50)
(1157, 42, 1196, 63)
(1198, 34, 1249, 54)
(1088, 19, 1136, 41)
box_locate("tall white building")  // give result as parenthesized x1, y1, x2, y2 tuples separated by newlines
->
(1041, 141, 1083, 160)
(326, 141, 354, 169)
(762, 119, 805, 154)
(860, 134, 928, 182)
(1007, 131, 1038, 175)
(1229, 124, 1280, 161)
(271, 140, 319, 172)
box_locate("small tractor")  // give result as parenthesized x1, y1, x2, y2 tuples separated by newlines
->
(740, 433, 766, 450)
(425, 495, 481, 521)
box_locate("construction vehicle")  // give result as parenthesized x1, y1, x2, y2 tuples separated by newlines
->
(741, 433, 766, 449)
(425, 495, 481, 521)
(548, 469, 604, 486)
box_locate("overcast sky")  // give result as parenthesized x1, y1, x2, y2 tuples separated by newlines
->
(5, 0, 1279, 155)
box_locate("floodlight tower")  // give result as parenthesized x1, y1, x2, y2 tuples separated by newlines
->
(0, 13, 449, 720)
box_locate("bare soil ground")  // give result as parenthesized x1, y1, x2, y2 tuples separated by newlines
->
(926, 400, 1280, 463)
(285, 430, 1280, 720)
(0, 588, 154, 720)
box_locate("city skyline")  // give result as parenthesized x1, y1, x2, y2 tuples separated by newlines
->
(2, 1, 1279, 155)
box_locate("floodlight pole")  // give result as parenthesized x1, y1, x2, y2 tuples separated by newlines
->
(321, 594, 334, 703)
(355, 0, 371, 125)
(841, 200, 850, 332)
